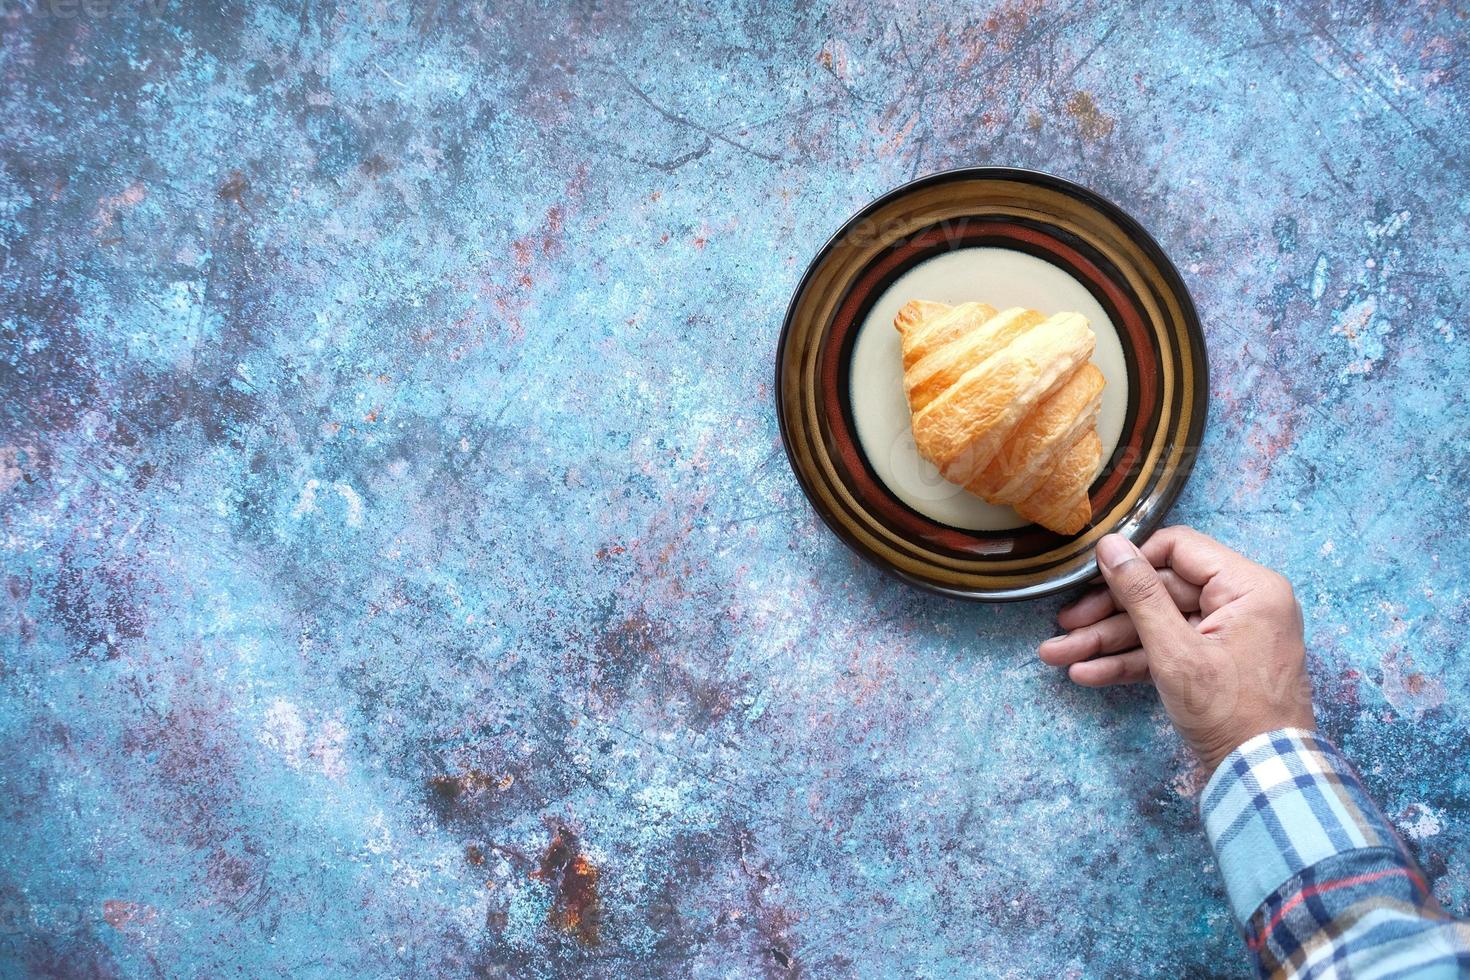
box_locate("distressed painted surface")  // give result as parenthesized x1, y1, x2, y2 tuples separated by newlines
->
(1, 1, 1467, 976)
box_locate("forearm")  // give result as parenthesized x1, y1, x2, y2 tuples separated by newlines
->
(1202, 729, 1470, 978)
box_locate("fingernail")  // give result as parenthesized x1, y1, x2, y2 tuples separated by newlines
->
(1096, 534, 1140, 571)
(1039, 634, 1067, 648)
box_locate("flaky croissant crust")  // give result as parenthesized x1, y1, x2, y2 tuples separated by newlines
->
(894, 300, 1106, 536)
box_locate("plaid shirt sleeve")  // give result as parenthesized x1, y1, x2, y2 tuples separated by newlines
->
(1200, 728, 1470, 978)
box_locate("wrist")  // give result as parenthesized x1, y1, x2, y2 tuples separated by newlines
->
(1197, 715, 1317, 775)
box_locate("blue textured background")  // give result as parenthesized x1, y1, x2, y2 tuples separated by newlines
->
(2, 1, 1467, 976)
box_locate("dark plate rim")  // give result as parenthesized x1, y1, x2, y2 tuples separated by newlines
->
(774, 165, 1210, 602)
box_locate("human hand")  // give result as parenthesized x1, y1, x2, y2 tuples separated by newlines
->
(1037, 526, 1316, 773)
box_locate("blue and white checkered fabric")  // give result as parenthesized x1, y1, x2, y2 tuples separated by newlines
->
(1201, 728, 1470, 978)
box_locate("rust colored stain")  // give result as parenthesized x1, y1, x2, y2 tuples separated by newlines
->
(1064, 90, 1115, 140)
(543, 205, 564, 256)
(531, 826, 602, 946)
(217, 170, 250, 210)
(103, 900, 155, 931)
(596, 612, 663, 669)
(428, 768, 496, 799)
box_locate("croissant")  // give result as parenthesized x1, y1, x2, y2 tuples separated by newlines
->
(893, 300, 1106, 536)
(971, 363, 1105, 505)
(1014, 429, 1102, 535)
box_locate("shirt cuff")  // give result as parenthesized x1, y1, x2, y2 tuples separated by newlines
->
(1199, 727, 1406, 926)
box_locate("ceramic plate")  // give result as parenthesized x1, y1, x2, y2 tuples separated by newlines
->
(775, 168, 1208, 601)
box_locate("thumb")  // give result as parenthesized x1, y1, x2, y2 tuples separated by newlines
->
(1095, 534, 1197, 662)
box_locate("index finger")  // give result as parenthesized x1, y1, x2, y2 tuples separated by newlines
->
(1137, 525, 1248, 587)
(1056, 569, 1203, 631)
